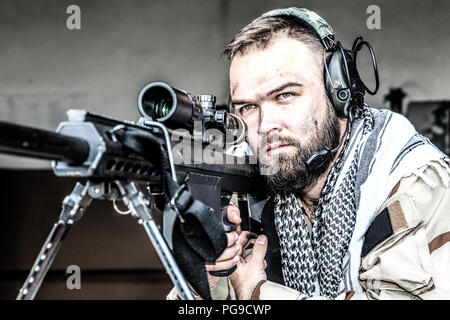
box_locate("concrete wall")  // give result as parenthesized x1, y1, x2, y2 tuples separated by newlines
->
(0, 0, 449, 168)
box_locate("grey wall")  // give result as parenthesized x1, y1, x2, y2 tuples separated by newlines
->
(1, 0, 449, 168)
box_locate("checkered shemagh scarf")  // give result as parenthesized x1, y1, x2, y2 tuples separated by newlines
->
(274, 107, 374, 298)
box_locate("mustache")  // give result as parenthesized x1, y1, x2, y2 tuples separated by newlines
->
(260, 135, 300, 148)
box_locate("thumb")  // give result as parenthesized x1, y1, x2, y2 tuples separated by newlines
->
(249, 235, 268, 268)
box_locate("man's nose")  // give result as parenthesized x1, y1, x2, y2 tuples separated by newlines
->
(258, 103, 282, 135)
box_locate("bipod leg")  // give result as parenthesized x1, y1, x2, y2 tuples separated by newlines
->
(114, 181, 194, 300)
(16, 181, 92, 300)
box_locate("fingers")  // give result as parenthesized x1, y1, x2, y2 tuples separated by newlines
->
(225, 231, 239, 248)
(226, 204, 241, 225)
(216, 240, 241, 262)
(205, 255, 239, 272)
(217, 231, 252, 261)
(248, 235, 268, 268)
(224, 219, 251, 249)
(218, 230, 252, 259)
(235, 231, 252, 253)
(208, 231, 253, 272)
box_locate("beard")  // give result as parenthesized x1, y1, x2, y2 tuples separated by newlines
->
(258, 100, 341, 196)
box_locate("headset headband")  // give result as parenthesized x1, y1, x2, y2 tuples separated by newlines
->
(255, 7, 336, 50)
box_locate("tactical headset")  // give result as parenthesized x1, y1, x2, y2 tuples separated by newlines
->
(237, 7, 380, 170)
(256, 7, 380, 119)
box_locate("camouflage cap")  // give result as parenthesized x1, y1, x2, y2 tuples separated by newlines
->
(255, 7, 336, 50)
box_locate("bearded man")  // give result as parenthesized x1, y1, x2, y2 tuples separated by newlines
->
(168, 7, 450, 300)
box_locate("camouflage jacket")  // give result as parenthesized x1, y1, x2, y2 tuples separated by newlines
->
(168, 158, 450, 300)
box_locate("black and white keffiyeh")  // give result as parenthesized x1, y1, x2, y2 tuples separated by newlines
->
(274, 107, 374, 298)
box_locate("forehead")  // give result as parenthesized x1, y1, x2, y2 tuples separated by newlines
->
(230, 35, 321, 97)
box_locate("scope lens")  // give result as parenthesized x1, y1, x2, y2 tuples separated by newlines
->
(154, 98, 172, 118)
(141, 85, 174, 120)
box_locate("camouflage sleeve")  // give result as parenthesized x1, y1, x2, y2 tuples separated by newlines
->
(358, 158, 450, 300)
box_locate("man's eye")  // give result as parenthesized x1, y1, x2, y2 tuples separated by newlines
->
(277, 92, 294, 100)
(240, 104, 257, 113)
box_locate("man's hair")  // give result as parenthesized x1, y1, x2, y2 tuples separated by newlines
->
(223, 16, 325, 66)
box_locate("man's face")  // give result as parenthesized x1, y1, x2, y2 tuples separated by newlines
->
(229, 35, 340, 194)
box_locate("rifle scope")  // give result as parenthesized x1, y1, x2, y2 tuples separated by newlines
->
(137, 82, 246, 141)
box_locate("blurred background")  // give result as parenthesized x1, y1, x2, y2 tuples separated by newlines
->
(0, 0, 449, 299)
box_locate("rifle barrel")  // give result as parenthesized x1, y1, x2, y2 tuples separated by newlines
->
(0, 120, 90, 165)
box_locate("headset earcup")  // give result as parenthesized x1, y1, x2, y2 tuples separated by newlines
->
(325, 51, 351, 118)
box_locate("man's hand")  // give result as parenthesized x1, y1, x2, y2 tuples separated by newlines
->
(229, 234, 268, 300)
(205, 204, 252, 288)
